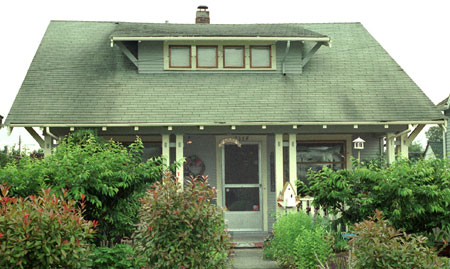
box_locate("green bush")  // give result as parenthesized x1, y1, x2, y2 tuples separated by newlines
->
(267, 212, 333, 268)
(349, 210, 448, 268)
(133, 173, 231, 268)
(0, 130, 167, 242)
(303, 158, 450, 234)
(0, 184, 95, 268)
(90, 244, 145, 269)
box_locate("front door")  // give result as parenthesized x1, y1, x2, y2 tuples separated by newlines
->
(223, 143, 263, 231)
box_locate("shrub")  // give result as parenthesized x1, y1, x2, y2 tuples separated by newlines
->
(268, 212, 333, 268)
(0, 184, 95, 268)
(0, 130, 167, 242)
(349, 210, 449, 268)
(304, 158, 450, 234)
(133, 173, 232, 268)
(90, 244, 145, 269)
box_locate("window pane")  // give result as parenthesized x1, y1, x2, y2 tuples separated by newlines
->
(224, 46, 244, 67)
(170, 46, 190, 67)
(225, 144, 259, 184)
(251, 46, 271, 67)
(297, 143, 345, 163)
(197, 46, 217, 67)
(225, 187, 260, 211)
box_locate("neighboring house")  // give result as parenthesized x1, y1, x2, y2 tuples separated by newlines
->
(424, 141, 444, 160)
(4, 7, 446, 232)
(437, 96, 450, 157)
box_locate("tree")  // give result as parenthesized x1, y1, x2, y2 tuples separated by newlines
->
(425, 126, 443, 142)
(408, 141, 423, 161)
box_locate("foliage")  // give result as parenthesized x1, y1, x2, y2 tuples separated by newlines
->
(408, 141, 424, 161)
(133, 173, 232, 268)
(426, 126, 443, 142)
(349, 210, 449, 268)
(89, 244, 145, 269)
(0, 184, 95, 268)
(267, 212, 333, 268)
(303, 158, 450, 234)
(294, 224, 334, 269)
(0, 130, 167, 242)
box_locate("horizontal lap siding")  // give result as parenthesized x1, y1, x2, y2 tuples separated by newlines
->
(352, 133, 382, 161)
(276, 41, 302, 74)
(138, 41, 164, 73)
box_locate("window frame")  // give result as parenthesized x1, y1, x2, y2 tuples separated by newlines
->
(169, 45, 192, 68)
(196, 45, 218, 68)
(250, 45, 272, 68)
(223, 45, 246, 69)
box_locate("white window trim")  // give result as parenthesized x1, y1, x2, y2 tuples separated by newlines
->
(164, 41, 276, 71)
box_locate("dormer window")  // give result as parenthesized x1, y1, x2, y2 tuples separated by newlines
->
(223, 46, 245, 68)
(196, 46, 218, 68)
(169, 45, 191, 68)
(250, 46, 271, 68)
(164, 42, 276, 71)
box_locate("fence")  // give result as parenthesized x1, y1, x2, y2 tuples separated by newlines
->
(298, 196, 347, 232)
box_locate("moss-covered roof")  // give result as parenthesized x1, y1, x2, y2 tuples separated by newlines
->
(5, 21, 445, 125)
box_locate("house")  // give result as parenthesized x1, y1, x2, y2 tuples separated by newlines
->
(437, 96, 450, 157)
(4, 7, 446, 232)
(423, 141, 444, 160)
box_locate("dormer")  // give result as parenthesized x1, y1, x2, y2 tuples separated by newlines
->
(110, 6, 330, 75)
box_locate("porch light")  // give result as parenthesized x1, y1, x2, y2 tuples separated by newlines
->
(353, 137, 365, 150)
(186, 136, 193, 144)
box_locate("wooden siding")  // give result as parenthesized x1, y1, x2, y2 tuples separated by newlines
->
(138, 41, 164, 73)
(352, 133, 382, 161)
(138, 41, 302, 74)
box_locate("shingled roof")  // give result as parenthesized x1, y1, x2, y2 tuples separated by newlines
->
(5, 21, 445, 126)
(111, 22, 328, 38)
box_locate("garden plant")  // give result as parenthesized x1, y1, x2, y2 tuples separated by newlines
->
(0, 184, 96, 268)
(133, 173, 232, 268)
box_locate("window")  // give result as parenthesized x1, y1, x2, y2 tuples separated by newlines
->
(250, 46, 271, 68)
(223, 46, 245, 68)
(169, 45, 191, 68)
(296, 141, 346, 185)
(196, 46, 218, 68)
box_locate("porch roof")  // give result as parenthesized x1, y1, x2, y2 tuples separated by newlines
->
(5, 21, 445, 126)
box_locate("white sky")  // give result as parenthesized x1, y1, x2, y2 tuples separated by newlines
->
(1, 0, 449, 151)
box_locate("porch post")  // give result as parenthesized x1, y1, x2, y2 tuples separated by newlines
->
(275, 134, 284, 213)
(176, 134, 184, 189)
(162, 134, 170, 167)
(399, 134, 409, 159)
(43, 134, 53, 157)
(386, 133, 395, 165)
(288, 134, 297, 195)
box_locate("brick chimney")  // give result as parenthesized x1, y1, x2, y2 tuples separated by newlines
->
(195, 6, 210, 24)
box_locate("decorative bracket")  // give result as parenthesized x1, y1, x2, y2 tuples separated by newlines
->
(302, 41, 325, 68)
(25, 127, 44, 148)
(115, 41, 138, 68)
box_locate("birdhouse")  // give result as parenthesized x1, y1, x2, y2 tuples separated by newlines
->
(353, 137, 365, 150)
(277, 182, 297, 208)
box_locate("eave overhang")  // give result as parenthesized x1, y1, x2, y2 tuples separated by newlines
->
(110, 36, 331, 45)
(6, 120, 446, 128)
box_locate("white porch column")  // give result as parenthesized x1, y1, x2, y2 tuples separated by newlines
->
(175, 134, 184, 189)
(43, 134, 53, 157)
(386, 133, 395, 165)
(162, 134, 170, 167)
(288, 134, 297, 195)
(275, 134, 284, 213)
(399, 134, 409, 159)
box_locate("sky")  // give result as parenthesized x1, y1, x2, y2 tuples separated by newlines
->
(0, 0, 449, 151)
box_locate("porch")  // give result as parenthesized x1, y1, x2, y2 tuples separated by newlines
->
(37, 123, 424, 232)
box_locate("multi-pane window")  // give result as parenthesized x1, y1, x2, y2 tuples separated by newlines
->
(223, 46, 245, 68)
(250, 46, 271, 68)
(296, 141, 346, 184)
(169, 45, 191, 68)
(196, 46, 218, 68)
